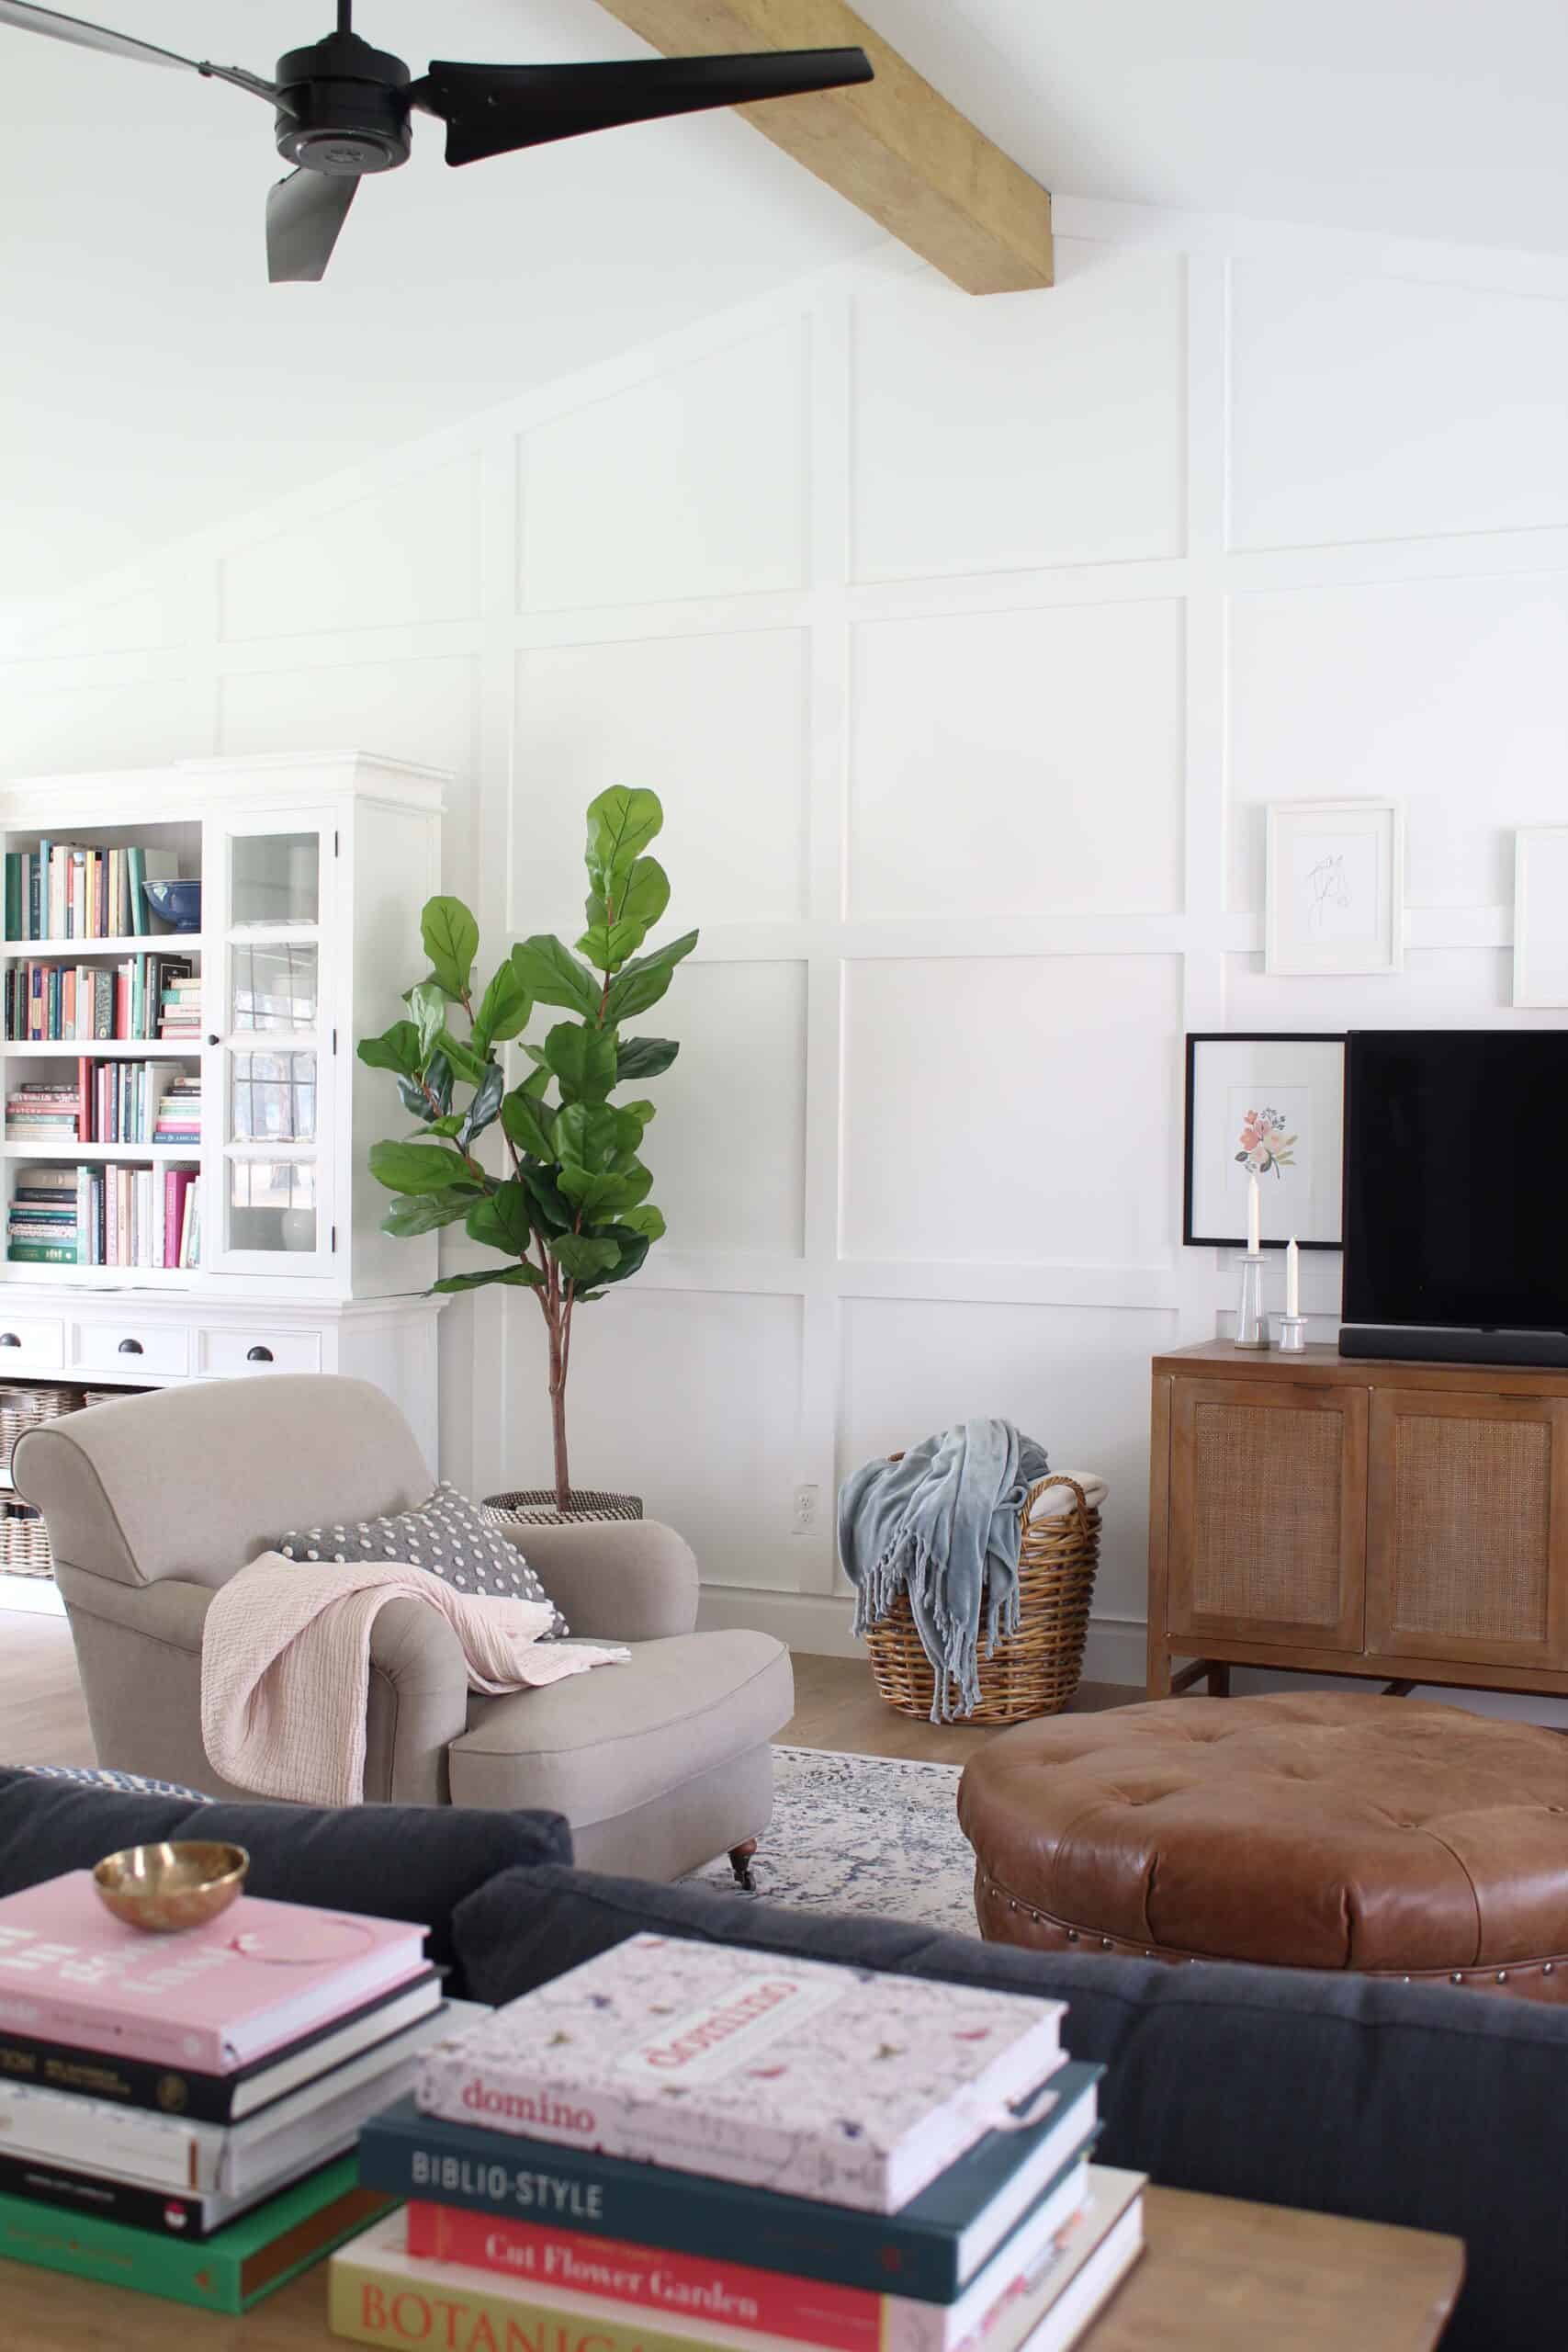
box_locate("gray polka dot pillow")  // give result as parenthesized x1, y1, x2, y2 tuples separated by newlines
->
(276, 1481, 569, 1637)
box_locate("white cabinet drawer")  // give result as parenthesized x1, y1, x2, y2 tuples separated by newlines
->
(70, 1322, 189, 1378)
(197, 1328, 321, 1377)
(0, 1317, 64, 1374)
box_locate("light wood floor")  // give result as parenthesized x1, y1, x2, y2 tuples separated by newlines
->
(0, 1614, 1137, 1773)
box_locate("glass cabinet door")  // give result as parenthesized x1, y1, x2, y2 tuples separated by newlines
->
(203, 809, 335, 1276)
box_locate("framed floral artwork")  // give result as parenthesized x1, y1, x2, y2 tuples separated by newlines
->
(1183, 1033, 1347, 1250)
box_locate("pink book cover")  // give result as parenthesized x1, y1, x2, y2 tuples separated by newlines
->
(0, 1872, 426, 2075)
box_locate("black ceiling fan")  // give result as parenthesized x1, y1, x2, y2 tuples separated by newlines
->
(0, 1, 874, 282)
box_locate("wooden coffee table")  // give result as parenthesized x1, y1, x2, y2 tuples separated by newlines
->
(0, 2185, 1464, 2352)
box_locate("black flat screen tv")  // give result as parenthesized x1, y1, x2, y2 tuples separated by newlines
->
(1343, 1029, 1568, 1340)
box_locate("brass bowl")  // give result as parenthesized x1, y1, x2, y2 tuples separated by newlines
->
(92, 1841, 250, 1935)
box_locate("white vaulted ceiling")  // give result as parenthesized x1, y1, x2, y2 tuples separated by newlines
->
(9, 0, 1568, 618)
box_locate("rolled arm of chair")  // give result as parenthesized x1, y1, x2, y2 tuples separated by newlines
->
(498, 1519, 700, 1641)
(363, 1596, 470, 1805)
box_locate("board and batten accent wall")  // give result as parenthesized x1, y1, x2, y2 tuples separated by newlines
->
(4, 196, 1567, 1677)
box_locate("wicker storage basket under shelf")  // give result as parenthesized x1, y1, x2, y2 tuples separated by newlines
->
(0, 1383, 81, 1577)
(864, 1468, 1101, 1725)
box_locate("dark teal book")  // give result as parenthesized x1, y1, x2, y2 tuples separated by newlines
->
(357, 2065, 1101, 2305)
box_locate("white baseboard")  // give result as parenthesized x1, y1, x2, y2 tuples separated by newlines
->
(697, 1585, 1149, 1690)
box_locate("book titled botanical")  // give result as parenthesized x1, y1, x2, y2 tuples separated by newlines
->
(414, 1935, 1065, 2214)
(0, 1872, 426, 2074)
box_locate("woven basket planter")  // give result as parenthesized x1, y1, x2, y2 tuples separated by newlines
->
(0, 1502, 53, 1577)
(864, 1469, 1101, 1726)
(0, 1384, 81, 1578)
(482, 1488, 643, 1532)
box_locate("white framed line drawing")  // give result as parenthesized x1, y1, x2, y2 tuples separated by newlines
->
(1264, 798, 1404, 977)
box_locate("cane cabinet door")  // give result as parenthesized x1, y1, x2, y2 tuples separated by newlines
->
(1366, 1387, 1568, 1668)
(1168, 1377, 1368, 1652)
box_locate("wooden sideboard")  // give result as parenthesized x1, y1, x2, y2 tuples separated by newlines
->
(1148, 1340, 1568, 1701)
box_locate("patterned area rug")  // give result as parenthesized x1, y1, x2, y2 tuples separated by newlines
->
(691, 1745, 977, 1938)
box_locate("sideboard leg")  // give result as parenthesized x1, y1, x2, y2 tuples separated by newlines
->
(1147, 1643, 1174, 1698)
(1382, 1679, 1416, 1698)
(1168, 1657, 1210, 1696)
(1206, 1662, 1232, 1697)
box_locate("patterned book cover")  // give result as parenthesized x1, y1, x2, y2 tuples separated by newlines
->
(0, 1872, 426, 2074)
(414, 1934, 1065, 2214)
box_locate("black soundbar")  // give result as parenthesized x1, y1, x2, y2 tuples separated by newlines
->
(1339, 1324, 1568, 1368)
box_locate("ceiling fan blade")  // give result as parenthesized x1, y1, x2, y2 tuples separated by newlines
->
(411, 47, 873, 168)
(0, 1, 274, 98)
(266, 168, 359, 284)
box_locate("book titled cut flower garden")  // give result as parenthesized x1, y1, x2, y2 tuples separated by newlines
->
(414, 1935, 1066, 2215)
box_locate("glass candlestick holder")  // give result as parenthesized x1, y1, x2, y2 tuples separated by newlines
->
(1234, 1252, 1270, 1349)
(1275, 1313, 1307, 1354)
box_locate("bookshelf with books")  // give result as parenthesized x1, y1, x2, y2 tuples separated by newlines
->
(0, 755, 449, 1608)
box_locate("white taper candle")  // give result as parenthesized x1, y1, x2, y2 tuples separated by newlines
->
(1247, 1172, 1261, 1254)
(1286, 1236, 1300, 1317)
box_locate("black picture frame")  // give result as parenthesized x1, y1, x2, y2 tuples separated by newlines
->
(1183, 1032, 1348, 1250)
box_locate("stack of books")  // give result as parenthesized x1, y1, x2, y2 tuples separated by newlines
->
(4, 1080, 80, 1141)
(4, 842, 181, 943)
(152, 1069, 202, 1146)
(159, 972, 203, 1042)
(6, 1166, 80, 1262)
(5, 954, 195, 1041)
(0, 1869, 471, 2314)
(338, 1937, 1145, 2352)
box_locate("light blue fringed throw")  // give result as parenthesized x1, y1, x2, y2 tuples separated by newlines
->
(837, 1418, 1050, 1724)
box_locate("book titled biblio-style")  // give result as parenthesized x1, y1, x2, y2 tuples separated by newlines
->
(415, 1936, 1064, 2216)
(0, 1872, 426, 2073)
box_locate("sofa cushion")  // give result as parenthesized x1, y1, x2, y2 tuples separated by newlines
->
(0, 1768, 572, 1997)
(11, 1764, 209, 1800)
(446, 1631, 792, 1824)
(277, 1480, 569, 1637)
(452, 1863, 1568, 2352)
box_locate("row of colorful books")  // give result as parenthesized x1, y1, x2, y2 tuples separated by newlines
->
(0, 1869, 457, 2312)
(159, 971, 204, 1039)
(3, 954, 196, 1041)
(7, 1163, 200, 1266)
(3, 842, 180, 943)
(5, 1062, 201, 1147)
(330, 1938, 1145, 2352)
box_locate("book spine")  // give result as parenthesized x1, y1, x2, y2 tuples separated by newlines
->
(128, 845, 147, 935)
(6, 1246, 79, 1264)
(355, 2120, 961, 2301)
(0, 2147, 233, 2241)
(330, 2246, 733, 2352)
(401, 2210, 905, 2352)
(27, 852, 39, 943)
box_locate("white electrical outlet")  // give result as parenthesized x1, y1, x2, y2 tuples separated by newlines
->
(793, 1481, 819, 1532)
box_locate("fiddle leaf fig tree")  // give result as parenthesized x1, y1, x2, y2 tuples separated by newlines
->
(358, 788, 695, 1510)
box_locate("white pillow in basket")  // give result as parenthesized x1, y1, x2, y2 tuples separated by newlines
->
(276, 1480, 569, 1637)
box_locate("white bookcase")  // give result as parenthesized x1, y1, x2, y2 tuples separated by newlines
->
(0, 752, 448, 1607)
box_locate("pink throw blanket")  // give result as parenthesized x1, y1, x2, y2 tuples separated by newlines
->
(201, 1552, 627, 1805)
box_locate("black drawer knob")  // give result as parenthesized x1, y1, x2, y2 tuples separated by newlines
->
(206, 1034, 220, 1047)
(245, 1345, 274, 1363)
(0, 1334, 20, 1350)
(117, 1338, 143, 1356)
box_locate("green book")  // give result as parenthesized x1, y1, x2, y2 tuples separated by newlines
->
(4, 854, 18, 944)
(127, 843, 147, 935)
(0, 2156, 392, 2313)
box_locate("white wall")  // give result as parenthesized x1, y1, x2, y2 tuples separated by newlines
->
(5, 197, 1567, 1682)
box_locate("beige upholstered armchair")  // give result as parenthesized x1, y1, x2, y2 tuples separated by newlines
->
(14, 1376, 792, 1883)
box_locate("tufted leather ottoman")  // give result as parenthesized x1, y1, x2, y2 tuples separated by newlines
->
(957, 1691, 1568, 2002)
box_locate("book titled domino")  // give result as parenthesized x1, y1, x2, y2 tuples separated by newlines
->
(415, 1935, 1066, 2215)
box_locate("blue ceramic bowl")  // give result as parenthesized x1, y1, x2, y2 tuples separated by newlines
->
(141, 878, 202, 933)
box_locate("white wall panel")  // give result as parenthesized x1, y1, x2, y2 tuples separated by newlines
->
(519, 325, 807, 611)
(1230, 266, 1568, 549)
(0, 672, 213, 779)
(511, 630, 808, 930)
(840, 1297, 1177, 1621)
(852, 241, 1186, 580)
(1228, 573, 1568, 911)
(645, 959, 807, 1256)
(504, 1289, 806, 1591)
(849, 601, 1185, 918)
(1225, 946, 1566, 1032)
(220, 457, 481, 639)
(840, 955, 1182, 1265)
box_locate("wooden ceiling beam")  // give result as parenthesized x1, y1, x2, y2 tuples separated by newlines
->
(590, 0, 1053, 295)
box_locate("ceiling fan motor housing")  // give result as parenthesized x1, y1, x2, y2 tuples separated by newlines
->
(274, 29, 412, 175)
